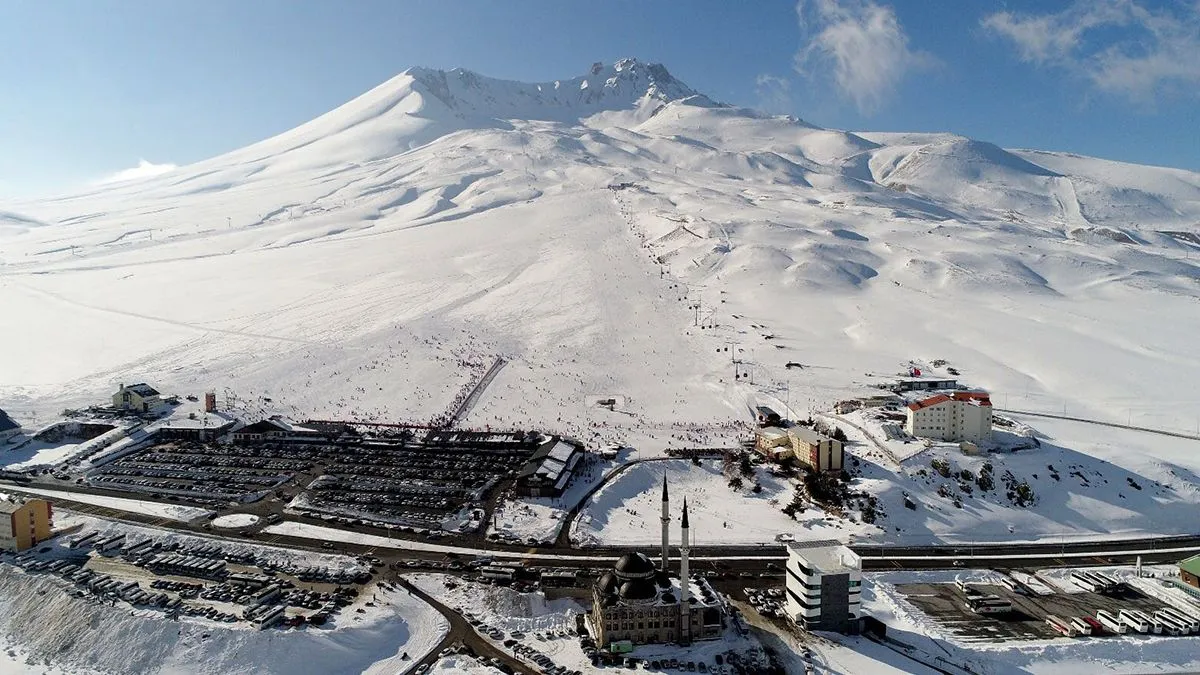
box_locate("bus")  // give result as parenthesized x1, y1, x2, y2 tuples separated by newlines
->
(1119, 609, 1151, 634)
(1045, 615, 1078, 637)
(1153, 611, 1186, 636)
(254, 606, 286, 630)
(965, 595, 1012, 615)
(1070, 571, 1107, 593)
(540, 569, 578, 587)
(996, 576, 1020, 593)
(1159, 607, 1199, 633)
(1068, 617, 1093, 636)
(1095, 610, 1127, 634)
(480, 565, 518, 582)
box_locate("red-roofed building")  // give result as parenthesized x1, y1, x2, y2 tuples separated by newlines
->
(905, 390, 993, 443)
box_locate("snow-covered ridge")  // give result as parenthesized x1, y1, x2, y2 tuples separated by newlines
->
(406, 57, 703, 121)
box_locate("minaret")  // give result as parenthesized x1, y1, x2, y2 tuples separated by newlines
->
(679, 498, 692, 645)
(660, 476, 670, 570)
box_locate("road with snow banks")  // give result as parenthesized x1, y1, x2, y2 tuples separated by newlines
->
(998, 408, 1200, 441)
(11, 478, 1200, 573)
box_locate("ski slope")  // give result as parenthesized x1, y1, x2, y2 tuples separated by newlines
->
(2, 58, 1200, 545)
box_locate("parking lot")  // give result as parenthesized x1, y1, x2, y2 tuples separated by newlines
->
(897, 580, 1174, 641)
(295, 431, 535, 529)
(6, 526, 377, 630)
(87, 442, 306, 504)
(83, 430, 543, 530)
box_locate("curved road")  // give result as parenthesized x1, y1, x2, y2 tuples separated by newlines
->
(397, 576, 544, 674)
(553, 456, 672, 548)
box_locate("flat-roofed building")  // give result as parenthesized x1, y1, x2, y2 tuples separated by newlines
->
(787, 426, 843, 472)
(1179, 554, 1200, 589)
(785, 542, 862, 633)
(754, 426, 792, 461)
(0, 496, 53, 552)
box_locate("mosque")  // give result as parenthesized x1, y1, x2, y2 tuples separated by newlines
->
(588, 479, 726, 648)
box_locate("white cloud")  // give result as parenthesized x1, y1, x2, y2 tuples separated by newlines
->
(792, 0, 932, 115)
(98, 159, 178, 185)
(983, 1, 1200, 102)
(754, 74, 793, 114)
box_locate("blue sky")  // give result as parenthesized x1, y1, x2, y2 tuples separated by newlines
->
(2, 0, 1198, 197)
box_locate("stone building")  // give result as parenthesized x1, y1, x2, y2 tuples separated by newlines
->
(589, 480, 725, 649)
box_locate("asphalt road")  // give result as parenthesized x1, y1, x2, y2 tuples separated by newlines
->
(396, 576, 543, 674)
(12, 478, 1200, 569)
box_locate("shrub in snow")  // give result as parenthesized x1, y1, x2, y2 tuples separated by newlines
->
(931, 458, 952, 478)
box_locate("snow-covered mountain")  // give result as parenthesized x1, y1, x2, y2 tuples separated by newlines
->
(2, 58, 1200, 545)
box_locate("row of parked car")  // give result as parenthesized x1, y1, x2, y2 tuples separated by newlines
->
(743, 587, 786, 618)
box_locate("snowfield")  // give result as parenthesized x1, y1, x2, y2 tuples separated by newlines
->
(5, 486, 213, 522)
(571, 458, 869, 546)
(2, 56, 1200, 670)
(210, 513, 260, 529)
(428, 655, 502, 675)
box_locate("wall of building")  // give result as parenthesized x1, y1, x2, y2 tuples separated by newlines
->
(1183, 570, 1200, 589)
(785, 550, 861, 633)
(792, 438, 843, 472)
(113, 390, 158, 412)
(592, 600, 680, 646)
(906, 401, 992, 444)
(2, 500, 52, 552)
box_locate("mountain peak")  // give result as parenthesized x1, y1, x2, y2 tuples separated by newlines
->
(402, 58, 700, 121)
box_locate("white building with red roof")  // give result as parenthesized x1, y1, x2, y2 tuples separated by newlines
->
(904, 391, 993, 443)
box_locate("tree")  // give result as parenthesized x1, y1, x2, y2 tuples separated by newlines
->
(739, 453, 754, 478)
(728, 476, 744, 491)
(804, 471, 844, 507)
(976, 472, 994, 492)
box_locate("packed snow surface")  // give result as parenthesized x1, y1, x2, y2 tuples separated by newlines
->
(210, 513, 260, 528)
(571, 458, 868, 546)
(6, 485, 213, 521)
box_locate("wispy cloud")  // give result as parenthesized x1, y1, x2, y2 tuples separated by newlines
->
(983, 1, 1200, 102)
(754, 74, 793, 114)
(792, 0, 933, 115)
(97, 159, 177, 185)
